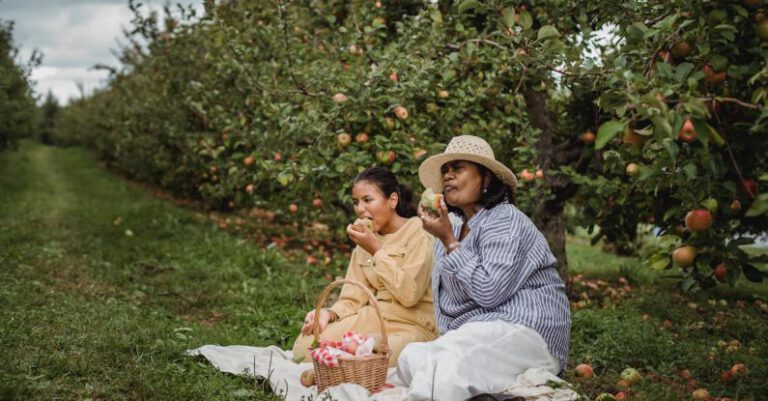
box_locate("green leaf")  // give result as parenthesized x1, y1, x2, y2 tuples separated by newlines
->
(519, 11, 533, 29)
(502, 7, 516, 27)
(681, 276, 697, 292)
(537, 25, 560, 41)
(652, 116, 673, 137)
(626, 23, 646, 41)
(742, 264, 766, 283)
(682, 163, 698, 179)
(457, 0, 479, 13)
(674, 63, 694, 83)
(746, 194, 768, 217)
(595, 120, 625, 149)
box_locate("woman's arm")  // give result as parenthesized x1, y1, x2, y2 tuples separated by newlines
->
(371, 232, 434, 307)
(439, 227, 540, 309)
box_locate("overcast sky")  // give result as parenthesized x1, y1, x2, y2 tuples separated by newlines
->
(1, 0, 203, 105)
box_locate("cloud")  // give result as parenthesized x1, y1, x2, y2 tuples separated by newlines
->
(1, 0, 203, 104)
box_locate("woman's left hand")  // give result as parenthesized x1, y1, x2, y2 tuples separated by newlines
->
(346, 223, 383, 255)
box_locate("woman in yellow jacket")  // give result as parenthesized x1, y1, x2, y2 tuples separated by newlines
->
(292, 167, 437, 366)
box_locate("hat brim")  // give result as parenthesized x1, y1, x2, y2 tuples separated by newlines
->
(418, 152, 518, 193)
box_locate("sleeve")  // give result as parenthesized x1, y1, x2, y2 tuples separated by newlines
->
(328, 247, 376, 320)
(370, 232, 434, 307)
(438, 228, 537, 309)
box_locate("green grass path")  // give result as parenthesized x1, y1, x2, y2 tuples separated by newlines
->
(1, 142, 766, 401)
(0, 142, 307, 400)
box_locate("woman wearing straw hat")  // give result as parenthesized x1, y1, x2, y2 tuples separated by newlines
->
(397, 135, 571, 401)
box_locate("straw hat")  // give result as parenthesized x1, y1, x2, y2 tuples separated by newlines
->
(418, 135, 518, 192)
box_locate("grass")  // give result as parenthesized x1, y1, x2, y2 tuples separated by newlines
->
(1, 141, 766, 401)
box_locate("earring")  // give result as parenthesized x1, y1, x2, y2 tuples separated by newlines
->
(483, 187, 488, 194)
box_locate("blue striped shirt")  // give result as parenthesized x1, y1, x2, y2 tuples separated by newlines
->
(432, 202, 571, 371)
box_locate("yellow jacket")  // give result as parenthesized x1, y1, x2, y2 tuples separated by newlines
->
(293, 216, 437, 365)
(329, 216, 437, 337)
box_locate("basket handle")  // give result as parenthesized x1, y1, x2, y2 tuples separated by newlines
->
(312, 279, 388, 350)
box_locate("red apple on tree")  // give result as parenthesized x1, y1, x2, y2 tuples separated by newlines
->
(394, 105, 409, 120)
(672, 245, 697, 268)
(289, 203, 298, 214)
(376, 150, 396, 164)
(337, 132, 351, 147)
(685, 209, 713, 232)
(580, 131, 595, 144)
(245, 184, 255, 194)
(730, 199, 742, 211)
(243, 155, 255, 166)
(312, 198, 323, 208)
(622, 130, 645, 147)
(520, 169, 535, 182)
(678, 118, 697, 143)
(274, 152, 283, 162)
(714, 263, 727, 282)
(741, 178, 758, 197)
(437, 90, 449, 99)
(355, 132, 369, 143)
(412, 148, 428, 159)
(670, 39, 692, 58)
(626, 163, 640, 177)
(703, 65, 726, 85)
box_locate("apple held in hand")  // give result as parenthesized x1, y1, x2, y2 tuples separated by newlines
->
(420, 188, 444, 214)
(353, 218, 374, 232)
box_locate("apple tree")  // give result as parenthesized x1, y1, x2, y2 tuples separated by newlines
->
(54, 0, 768, 289)
(0, 19, 39, 149)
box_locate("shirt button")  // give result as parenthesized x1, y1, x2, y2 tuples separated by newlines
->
(366, 258, 372, 263)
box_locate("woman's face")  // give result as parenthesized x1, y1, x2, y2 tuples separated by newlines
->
(351, 180, 396, 231)
(440, 160, 487, 208)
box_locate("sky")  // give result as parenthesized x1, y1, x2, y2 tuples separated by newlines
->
(1, 0, 203, 105)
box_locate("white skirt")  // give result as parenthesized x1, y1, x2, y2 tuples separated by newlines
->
(396, 321, 561, 401)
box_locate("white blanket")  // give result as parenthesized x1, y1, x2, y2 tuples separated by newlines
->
(186, 344, 578, 401)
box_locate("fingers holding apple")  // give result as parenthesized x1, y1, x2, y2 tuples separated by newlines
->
(346, 220, 382, 255)
(417, 202, 455, 246)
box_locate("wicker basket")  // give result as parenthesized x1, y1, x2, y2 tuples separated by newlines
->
(310, 279, 390, 392)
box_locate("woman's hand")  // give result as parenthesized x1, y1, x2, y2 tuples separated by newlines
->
(418, 203, 457, 246)
(346, 223, 383, 255)
(301, 309, 338, 335)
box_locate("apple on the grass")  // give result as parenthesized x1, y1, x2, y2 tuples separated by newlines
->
(574, 363, 593, 378)
(620, 367, 642, 385)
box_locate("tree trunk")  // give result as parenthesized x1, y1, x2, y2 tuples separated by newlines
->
(523, 88, 570, 282)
